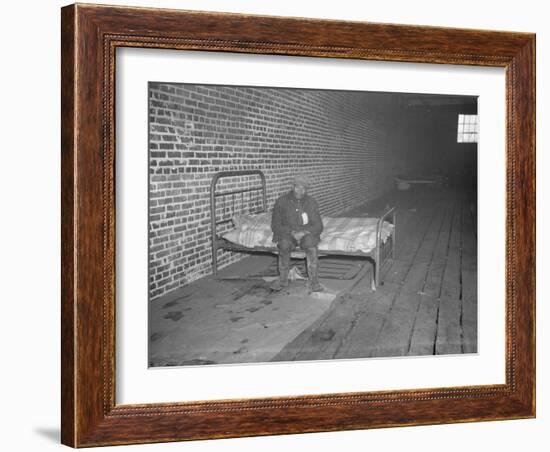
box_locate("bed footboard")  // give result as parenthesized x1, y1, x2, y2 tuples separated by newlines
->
(373, 207, 396, 289)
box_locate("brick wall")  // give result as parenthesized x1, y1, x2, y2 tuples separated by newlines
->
(148, 83, 413, 301)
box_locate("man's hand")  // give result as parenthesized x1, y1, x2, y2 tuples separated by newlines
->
(291, 230, 309, 241)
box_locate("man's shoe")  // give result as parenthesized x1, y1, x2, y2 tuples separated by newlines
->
(271, 258, 289, 291)
(270, 278, 289, 291)
(309, 280, 324, 293)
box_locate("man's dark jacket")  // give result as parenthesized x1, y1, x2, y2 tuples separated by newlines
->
(271, 191, 323, 245)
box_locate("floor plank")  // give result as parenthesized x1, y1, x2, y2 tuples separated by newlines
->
(408, 295, 439, 356)
(435, 296, 463, 355)
(335, 288, 395, 359)
(460, 195, 478, 353)
(462, 298, 478, 354)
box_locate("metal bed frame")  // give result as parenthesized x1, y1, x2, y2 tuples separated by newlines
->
(210, 170, 396, 289)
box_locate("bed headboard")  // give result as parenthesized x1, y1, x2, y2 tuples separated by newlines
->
(210, 170, 267, 273)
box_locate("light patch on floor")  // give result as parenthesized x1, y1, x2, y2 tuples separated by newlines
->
(149, 278, 337, 366)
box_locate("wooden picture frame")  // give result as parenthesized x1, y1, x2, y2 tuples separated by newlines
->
(61, 3, 535, 447)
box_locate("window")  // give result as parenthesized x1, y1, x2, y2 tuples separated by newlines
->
(457, 114, 478, 143)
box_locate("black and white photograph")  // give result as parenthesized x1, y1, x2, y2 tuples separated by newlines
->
(147, 82, 478, 367)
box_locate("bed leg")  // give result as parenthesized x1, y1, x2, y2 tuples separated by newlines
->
(392, 211, 396, 261)
(371, 261, 377, 291)
(212, 240, 218, 276)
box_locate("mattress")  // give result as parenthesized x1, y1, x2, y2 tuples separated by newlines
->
(223, 212, 393, 254)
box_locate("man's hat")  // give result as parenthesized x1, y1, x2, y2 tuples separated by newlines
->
(293, 173, 311, 188)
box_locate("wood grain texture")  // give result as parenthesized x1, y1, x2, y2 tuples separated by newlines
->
(61, 3, 536, 447)
(60, 5, 76, 446)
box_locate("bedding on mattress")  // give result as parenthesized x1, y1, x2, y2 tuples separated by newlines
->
(222, 212, 393, 254)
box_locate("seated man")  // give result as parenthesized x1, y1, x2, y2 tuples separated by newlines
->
(270, 174, 324, 292)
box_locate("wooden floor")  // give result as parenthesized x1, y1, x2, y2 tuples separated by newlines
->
(274, 186, 478, 361)
(149, 186, 478, 366)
